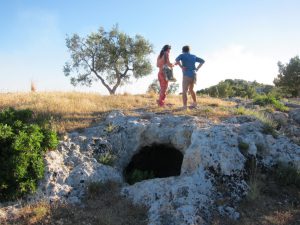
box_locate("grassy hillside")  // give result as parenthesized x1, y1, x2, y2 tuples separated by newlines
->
(0, 92, 235, 133)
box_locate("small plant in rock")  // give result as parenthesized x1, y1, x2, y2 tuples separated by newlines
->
(262, 123, 278, 138)
(98, 152, 116, 166)
(0, 107, 58, 200)
(247, 177, 263, 202)
(273, 162, 300, 188)
(255, 143, 268, 155)
(238, 141, 249, 156)
(127, 169, 155, 185)
(245, 157, 263, 202)
(104, 123, 118, 133)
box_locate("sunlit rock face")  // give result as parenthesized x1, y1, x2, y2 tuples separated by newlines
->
(37, 110, 300, 225)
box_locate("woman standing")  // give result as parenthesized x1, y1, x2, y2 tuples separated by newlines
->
(156, 44, 173, 107)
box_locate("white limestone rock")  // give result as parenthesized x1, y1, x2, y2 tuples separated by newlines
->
(30, 110, 300, 224)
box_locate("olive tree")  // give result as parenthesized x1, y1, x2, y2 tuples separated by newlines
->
(274, 56, 300, 97)
(64, 25, 153, 94)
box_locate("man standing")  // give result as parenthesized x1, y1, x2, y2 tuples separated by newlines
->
(175, 45, 205, 109)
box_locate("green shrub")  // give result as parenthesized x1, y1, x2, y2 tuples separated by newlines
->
(0, 108, 59, 201)
(274, 162, 300, 188)
(126, 169, 155, 185)
(253, 95, 289, 112)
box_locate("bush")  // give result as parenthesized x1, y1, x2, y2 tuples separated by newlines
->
(253, 95, 289, 112)
(0, 108, 58, 200)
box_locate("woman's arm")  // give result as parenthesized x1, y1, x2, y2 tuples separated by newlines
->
(165, 52, 174, 67)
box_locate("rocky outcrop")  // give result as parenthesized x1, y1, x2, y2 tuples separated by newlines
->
(22, 110, 300, 224)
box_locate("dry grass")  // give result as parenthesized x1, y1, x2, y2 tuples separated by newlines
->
(1, 182, 148, 225)
(0, 92, 235, 133)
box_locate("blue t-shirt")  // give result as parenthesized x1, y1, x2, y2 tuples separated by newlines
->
(175, 53, 205, 77)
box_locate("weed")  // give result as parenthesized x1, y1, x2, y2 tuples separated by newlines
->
(245, 157, 263, 202)
(247, 177, 262, 202)
(238, 141, 249, 156)
(105, 123, 118, 133)
(127, 169, 155, 185)
(98, 152, 116, 166)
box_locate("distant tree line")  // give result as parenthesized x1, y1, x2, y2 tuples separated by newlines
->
(197, 79, 275, 98)
(198, 55, 300, 98)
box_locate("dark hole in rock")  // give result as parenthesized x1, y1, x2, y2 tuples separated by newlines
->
(124, 143, 183, 184)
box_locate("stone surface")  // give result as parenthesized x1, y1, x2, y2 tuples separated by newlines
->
(2, 109, 300, 225)
(290, 108, 300, 125)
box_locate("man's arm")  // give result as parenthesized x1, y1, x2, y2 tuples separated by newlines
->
(195, 57, 205, 71)
(175, 55, 184, 69)
(174, 60, 183, 68)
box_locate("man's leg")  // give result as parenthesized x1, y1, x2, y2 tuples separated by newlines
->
(188, 82, 197, 106)
(182, 76, 192, 107)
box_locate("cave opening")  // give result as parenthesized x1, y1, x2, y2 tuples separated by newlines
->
(124, 143, 183, 184)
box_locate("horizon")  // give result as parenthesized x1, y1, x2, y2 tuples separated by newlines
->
(1, 0, 299, 94)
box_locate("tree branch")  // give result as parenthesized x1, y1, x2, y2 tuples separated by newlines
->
(81, 57, 114, 94)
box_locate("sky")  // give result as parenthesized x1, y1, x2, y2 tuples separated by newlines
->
(0, 0, 300, 94)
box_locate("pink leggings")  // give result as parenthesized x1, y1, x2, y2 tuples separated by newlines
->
(157, 72, 168, 106)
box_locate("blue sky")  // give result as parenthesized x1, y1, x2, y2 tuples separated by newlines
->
(1, 0, 299, 94)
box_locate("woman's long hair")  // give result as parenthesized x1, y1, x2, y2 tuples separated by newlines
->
(159, 45, 171, 58)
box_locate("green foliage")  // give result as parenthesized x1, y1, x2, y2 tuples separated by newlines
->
(238, 141, 249, 155)
(274, 55, 300, 97)
(253, 95, 289, 112)
(126, 169, 155, 185)
(197, 79, 261, 98)
(197, 79, 286, 99)
(64, 24, 153, 95)
(234, 107, 247, 115)
(98, 152, 116, 166)
(104, 123, 118, 133)
(261, 123, 278, 138)
(147, 79, 179, 94)
(0, 108, 58, 201)
(274, 162, 300, 188)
